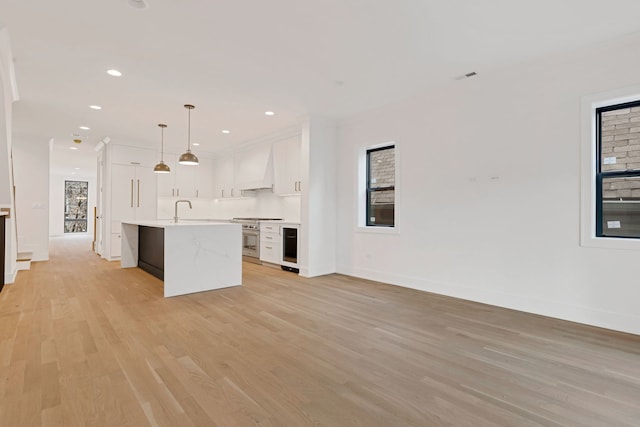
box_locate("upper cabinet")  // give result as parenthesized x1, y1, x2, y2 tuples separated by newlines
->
(213, 154, 235, 198)
(211, 132, 303, 198)
(156, 155, 213, 199)
(156, 158, 176, 197)
(273, 135, 302, 195)
(111, 144, 156, 168)
(234, 144, 273, 191)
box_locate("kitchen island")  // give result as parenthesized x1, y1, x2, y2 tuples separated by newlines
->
(121, 220, 242, 297)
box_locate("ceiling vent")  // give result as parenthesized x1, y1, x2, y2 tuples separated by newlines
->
(454, 71, 478, 81)
(128, 0, 149, 10)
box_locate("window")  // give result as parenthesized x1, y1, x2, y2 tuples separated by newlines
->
(366, 145, 395, 227)
(64, 180, 88, 233)
(596, 101, 640, 238)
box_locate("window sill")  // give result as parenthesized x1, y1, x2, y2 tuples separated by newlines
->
(355, 226, 399, 235)
(581, 235, 640, 251)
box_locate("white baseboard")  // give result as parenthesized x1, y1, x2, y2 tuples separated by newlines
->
(337, 265, 640, 336)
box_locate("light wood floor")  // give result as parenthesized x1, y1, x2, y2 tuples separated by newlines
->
(1, 237, 639, 426)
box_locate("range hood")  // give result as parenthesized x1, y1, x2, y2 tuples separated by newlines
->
(234, 143, 274, 191)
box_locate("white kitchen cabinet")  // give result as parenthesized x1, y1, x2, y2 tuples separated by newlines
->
(259, 222, 281, 264)
(234, 144, 273, 190)
(111, 144, 156, 168)
(109, 163, 156, 260)
(213, 154, 236, 198)
(273, 136, 302, 195)
(97, 143, 158, 261)
(111, 163, 156, 229)
(156, 158, 176, 198)
(175, 163, 197, 198)
(156, 156, 212, 199)
(194, 157, 213, 199)
(110, 233, 122, 258)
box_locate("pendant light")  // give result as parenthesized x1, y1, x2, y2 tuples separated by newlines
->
(178, 104, 199, 165)
(153, 124, 171, 173)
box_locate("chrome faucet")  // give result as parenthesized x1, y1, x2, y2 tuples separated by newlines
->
(174, 200, 192, 223)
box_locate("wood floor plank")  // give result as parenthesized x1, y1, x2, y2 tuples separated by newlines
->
(1, 235, 639, 426)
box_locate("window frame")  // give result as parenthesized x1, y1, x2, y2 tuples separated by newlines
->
(366, 145, 396, 227)
(595, 100, 640, 239)
(356, 141, 399, 234)
(580, 87, 640, 250)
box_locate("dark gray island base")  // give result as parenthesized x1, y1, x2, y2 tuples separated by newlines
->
(138, 226, 165, 280)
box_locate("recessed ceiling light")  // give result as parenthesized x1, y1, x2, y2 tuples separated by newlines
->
(79, 126, 90, 130)
(69, 147, 79, 150)
(192, 143, 200, 146)
(221, 129, 230, 134)
(71, 172, 77, 175)
(89, 105, 102, 110)
(265, 111, 275, 116)
(74, 167, 80, 170)
(107, 69, 122, 77)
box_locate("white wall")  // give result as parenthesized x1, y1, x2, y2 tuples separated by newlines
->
(336, 33, 640, 335)
(49, 173, 97, 237)
(12, 134, 49, 260)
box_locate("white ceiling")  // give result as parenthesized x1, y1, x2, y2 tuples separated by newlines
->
(3, 0, 640, 170)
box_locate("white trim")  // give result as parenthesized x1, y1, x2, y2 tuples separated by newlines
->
(356, 141, 399, 233)
(580, 86, 640, 251)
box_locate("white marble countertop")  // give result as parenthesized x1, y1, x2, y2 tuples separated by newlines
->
(0, 212, 8, 216)
(122, 220, 237, 228)
(259, 220, 300, 226)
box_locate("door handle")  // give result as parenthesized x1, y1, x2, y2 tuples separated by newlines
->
(137, 179, 140, 207)
(130, 179, 134, 207)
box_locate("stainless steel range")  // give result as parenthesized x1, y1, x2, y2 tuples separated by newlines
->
(232, 218, 282, 263)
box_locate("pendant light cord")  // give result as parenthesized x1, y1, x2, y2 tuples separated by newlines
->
(161, 126, 165, 161)
(188, 107, 191, 151)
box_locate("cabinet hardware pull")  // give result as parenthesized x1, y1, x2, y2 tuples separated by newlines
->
(172, 188, 175, 197)
(130, 179, 134, 207)
(266, 246, 272, 250)
(222, 189, 224, 197)
(196, 189, 199, 198)
(231, 188, 234, 197)
(137, 180, 140, 207)
(294, 181, 297, 192)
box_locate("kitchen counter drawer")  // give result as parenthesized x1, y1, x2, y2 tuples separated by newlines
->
(260, 241, 281, 264)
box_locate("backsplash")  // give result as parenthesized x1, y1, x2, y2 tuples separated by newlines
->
(158, 191, 300, 222)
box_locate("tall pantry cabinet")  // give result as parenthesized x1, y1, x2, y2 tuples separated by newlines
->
(97, 143, 157, 260)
